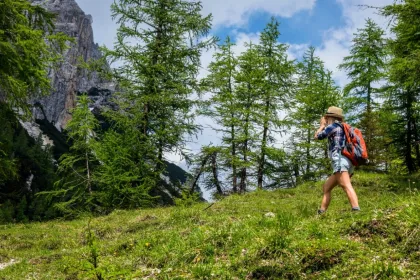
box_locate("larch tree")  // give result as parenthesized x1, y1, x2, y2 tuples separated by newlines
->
(101, 0, 216, 193)
(255, 18, 294, 189)
(45, 95, 100, 216)
(0, 0, 68, 183)
(382, 0, 420, 173)
(338, 18, 387, 166)
(235, 43, 264, 192)
(200, 37, 240, 193)
(289, 47, 340, 182)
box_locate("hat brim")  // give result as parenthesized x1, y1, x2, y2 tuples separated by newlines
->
(324, 113, 344, 120)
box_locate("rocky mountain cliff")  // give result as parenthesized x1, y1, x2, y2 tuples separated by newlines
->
(30, 0, 114, 131)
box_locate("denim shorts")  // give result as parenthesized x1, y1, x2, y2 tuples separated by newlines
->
(331, 152, 354, 175)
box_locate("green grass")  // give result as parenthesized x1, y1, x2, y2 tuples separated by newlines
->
(1, 172, 420, 279)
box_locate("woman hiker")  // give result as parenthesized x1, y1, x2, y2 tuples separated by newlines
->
(314, 106, 360, 214)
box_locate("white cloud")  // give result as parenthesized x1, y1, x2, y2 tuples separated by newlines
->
(200, 0, 316, 27)
(287, 43, 310, 61)
(316, 0, 394, 88)
(76, 0, 316, 51)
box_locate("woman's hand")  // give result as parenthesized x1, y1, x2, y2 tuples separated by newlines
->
(320, 116, 327, 128)
(315, 116, 327, 140)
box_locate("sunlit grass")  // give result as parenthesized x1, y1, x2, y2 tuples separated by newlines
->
(0, 172, 419, 279)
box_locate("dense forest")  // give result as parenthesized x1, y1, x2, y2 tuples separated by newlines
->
(1, 0, 420, 222)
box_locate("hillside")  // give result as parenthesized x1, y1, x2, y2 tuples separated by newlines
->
(0, 172, 419, 279)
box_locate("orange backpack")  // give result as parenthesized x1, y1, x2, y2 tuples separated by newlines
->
(340, 123, 369, 166)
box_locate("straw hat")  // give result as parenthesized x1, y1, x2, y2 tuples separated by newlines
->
(324, 106, 344, 120)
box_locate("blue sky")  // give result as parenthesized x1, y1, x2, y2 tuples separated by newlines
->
(76, 0, 393, 86)
(213, 0, 345, 47)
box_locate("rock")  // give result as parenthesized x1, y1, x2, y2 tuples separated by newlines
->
(29, 0, 113, 131)
(264, 212, 276, 218)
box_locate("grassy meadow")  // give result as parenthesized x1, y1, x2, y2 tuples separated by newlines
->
(0, 172, 419, 279)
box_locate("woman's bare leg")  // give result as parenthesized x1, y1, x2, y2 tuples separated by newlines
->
(320, 175, 337, 211)
(336, 171, 359, 208)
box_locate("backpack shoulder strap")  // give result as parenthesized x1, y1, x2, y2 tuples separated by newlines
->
(337, 122, 352, 145)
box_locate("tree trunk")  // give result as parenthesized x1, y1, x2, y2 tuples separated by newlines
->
(257, 100, 269, 189)
(211, 153, 223, 195)
(306, 126, 311, 176)
(406, 93, 415, 173)
(190, 155, 210, 194)
(239, 85, 251, 193)
(229, 72, 238, 193)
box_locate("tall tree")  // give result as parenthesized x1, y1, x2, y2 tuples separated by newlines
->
(255, 18, 294, 189)
(338, 18, 387, 166)
(0, 0, 67, 189)
(235, 43, 264, 192)
(101, 0, 215, 191)
(382, 0, 420, 173)
(289, 47, 340, 182)
(44, 95, 99, 216)
(200, 37, 240, 193)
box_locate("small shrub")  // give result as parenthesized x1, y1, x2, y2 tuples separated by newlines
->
(371, 262, 404, 279)
(174, 191, 200, 207)
(301, 248, 344, 273)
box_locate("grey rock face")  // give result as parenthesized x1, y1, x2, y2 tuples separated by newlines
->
(30, 0, 113, 130)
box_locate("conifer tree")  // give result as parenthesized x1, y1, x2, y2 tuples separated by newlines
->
(255, 18, 294, 189)
(200, 37, 240, 193)
(289, 47, 340, 182)
(235, 43, 264, 192)
(45, 95, 99, 216)
(101, 0, 215, 191)
(338, 19, 387, 166)
(0, 105, 17, 183)
(94, 129, 156, 210)
(382, 0, 420, 173)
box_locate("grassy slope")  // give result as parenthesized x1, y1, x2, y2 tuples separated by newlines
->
(0, 172, 419, 279)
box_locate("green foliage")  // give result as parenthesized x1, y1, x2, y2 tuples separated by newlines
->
(97, 0, 216, 199)
(42, 95, 100, 217)
(82, 223, 104, 280)
(339, 18, 387, 116)
(187, 145, 225, 197)
(0, 103, 57, 223)
(15, 196, 28, 223)
(381, 0, 420, 173)
(174, 191, 201, 207)
(200, 37, 240, 194)
(0, 106, 17, 183)
(0, 0, 70, 115)
(254, 18, 295, 190)
(288, 47, 340, 183)
(94, 129, 156, 210)
(338, 18, 388, 168)
(0, 200, 14, 223)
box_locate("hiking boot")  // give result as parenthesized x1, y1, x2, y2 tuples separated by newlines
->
(317, 209, 325, 215)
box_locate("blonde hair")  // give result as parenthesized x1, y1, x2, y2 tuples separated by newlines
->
(326, 116, 343, 125)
